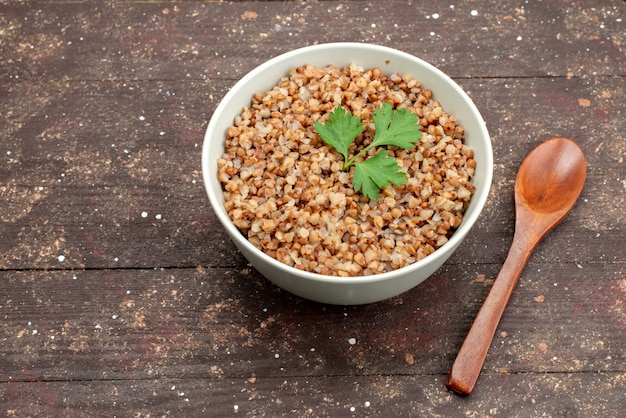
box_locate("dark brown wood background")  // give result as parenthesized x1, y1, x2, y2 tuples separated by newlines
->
(1, 1, 625, 416)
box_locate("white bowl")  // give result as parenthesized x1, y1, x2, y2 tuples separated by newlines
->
(202, 43, 492, 305)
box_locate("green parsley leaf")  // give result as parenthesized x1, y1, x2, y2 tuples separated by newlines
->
(314, 102, 422, 201)
(353, 151, 408, 201)
(313, 106, 363, 164)
(371, 102, 422, 149)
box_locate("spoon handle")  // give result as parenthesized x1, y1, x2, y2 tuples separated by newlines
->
(446, 234, 533, 395)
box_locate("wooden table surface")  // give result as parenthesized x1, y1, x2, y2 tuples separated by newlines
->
(1, 1, 625, 416)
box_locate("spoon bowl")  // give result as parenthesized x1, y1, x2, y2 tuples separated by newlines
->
(516, 137, 587, 220)
(446, 137, 586, 395)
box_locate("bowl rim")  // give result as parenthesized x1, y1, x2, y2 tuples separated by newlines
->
(202, 42, 493, 285)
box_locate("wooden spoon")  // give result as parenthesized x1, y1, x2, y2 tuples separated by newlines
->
(446, 137, 586, 396)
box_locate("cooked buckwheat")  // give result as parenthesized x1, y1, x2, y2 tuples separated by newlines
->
(218, 64, 476, 276)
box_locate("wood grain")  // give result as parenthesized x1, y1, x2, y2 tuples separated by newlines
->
(1, 0, 625, 416)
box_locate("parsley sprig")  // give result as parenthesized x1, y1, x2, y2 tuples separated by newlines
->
(314, 103, 422, 201)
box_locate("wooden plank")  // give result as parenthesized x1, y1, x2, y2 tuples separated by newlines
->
(1, 373, 625, 417)
(0, 1, 624, 82)
(1, 75, 624, 270)
(1, 263, 624, 382)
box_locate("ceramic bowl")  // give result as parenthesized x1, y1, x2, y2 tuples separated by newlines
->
(202, 43, 492, 305)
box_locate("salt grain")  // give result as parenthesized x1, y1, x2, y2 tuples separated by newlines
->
(471, 10, 478, 16)
(348, 338, 357, 345)
(141, 211, 149, 218)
